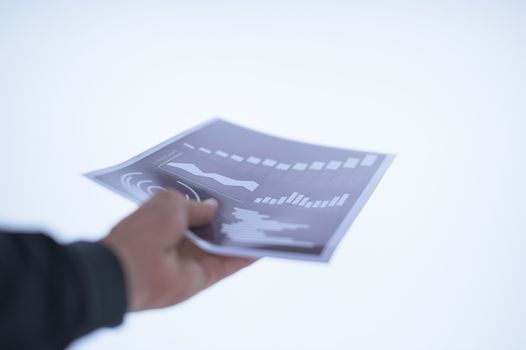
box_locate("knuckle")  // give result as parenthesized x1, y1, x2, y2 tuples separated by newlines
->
(153, 189, 184, 206)
(155, 189, 176, 200)
(151, 190, 170, 203)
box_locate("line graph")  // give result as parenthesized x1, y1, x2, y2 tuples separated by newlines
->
(165, 162, 259, 191)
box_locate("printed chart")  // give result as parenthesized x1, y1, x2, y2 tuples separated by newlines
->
(85, 118, 394, 262)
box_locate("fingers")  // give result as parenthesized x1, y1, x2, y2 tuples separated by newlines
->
(185, 197, 219, 227)
(146, 190, 218, 227)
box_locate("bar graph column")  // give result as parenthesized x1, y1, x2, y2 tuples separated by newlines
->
(253, 192, 351, 209)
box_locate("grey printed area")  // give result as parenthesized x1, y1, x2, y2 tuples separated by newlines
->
(85, 118, 394, 262)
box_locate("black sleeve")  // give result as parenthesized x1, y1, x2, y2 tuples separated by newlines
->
(0, 231, 128, 350)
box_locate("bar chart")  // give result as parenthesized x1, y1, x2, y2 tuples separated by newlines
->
(181, 141, 379, 174)
(221, 207, 314, 247)
(253, 192, 350, 209)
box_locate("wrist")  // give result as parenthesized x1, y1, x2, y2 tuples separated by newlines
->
(99, 237, 144, 312)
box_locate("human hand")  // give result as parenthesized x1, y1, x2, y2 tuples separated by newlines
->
(101, 190, 256, 312)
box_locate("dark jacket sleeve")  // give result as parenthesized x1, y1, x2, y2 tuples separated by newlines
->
(0, 231, 127, 350)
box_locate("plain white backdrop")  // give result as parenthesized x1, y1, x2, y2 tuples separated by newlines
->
(1, 1, 525, 349)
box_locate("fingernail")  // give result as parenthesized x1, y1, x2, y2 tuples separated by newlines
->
(204, 198, 218, 207)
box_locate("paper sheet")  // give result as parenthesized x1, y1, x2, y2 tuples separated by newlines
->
(85, 118, 394, 262)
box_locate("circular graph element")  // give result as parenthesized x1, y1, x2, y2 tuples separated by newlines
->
(175, 180, 201, 202)
(120, 172, 200, 202)
(120, 172, 166, 201)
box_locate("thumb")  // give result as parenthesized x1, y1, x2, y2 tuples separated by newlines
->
(185, 198, 219, 227)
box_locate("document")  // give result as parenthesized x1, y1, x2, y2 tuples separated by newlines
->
(85, 118, 394, 262)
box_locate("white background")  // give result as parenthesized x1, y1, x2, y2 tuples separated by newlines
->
(1, 1, 525, 349)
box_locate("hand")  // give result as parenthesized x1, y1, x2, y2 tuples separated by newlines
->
(101, 190, 256, 312)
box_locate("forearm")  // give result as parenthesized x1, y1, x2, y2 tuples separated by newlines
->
(0, 231, 127, 349)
